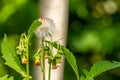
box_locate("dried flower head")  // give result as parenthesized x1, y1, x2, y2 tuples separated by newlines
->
(35, 17, 55, 39)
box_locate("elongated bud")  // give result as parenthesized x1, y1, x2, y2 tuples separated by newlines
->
(56, 59, 61, 67)
(21, 58, 27, 64)
(21, 54, 27, 64)
(34, 56, 41, 66)
(51, 58, 58, 70)
(35, 60, 41, 66)
(44, 46, 49, 59)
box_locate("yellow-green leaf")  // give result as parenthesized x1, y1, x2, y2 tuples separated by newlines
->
(1, 35, 26, 76)
(0, 75, 14, 80)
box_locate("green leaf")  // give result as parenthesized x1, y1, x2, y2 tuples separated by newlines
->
(79, 75, 86, 80)
(62, 47, 79, 80)
(85, 61, 120, 79)
(1, 35, 26, 76)
(82, 69, 89, 77)
(28, 20, 41, 40)
(0, 75, 14, 80)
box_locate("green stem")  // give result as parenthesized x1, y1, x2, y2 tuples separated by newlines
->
(48, 37, 53, 80)
(48, 63, 51, 80)
(26, 40, 29, 80)
(42, 54, 45, 80)
(42, 39, 45, 80)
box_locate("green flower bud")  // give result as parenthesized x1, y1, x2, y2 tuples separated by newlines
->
(57, 50, 63, 54)
(51, 58, 57, 69)
(34, 55, 41, 66)
(56, 58, 61, 67)
(21, 56, 27, 64)
(44, 46, 50, 59)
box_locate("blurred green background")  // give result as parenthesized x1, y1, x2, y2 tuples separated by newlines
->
(0, 0, 120, 80)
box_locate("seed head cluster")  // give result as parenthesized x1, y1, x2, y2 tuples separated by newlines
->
(35, 17, 55, 39)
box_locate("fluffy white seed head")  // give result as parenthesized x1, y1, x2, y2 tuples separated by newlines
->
(35, 17, 55, 39)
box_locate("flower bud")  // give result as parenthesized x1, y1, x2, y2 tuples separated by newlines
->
(21, 55, 27, 64)
(45, 55, 48, 59)
(52, 65, 57, 69)
(56, 63, 61, 67)
(21, 58, 27, 64)
(56, 59, 61, 67)
(34, 60, 41, 66)
(51, 58, 58, 70)
(44, 46, 49, 59)
(34, 56, 41, 66)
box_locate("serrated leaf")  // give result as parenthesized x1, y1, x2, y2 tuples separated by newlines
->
(62, 47, 79, 80)
(86, 61, 120, 78)
(28, 20, 41, 40)
(0, 75, 14, 80)
(1, 35, 25, 76)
